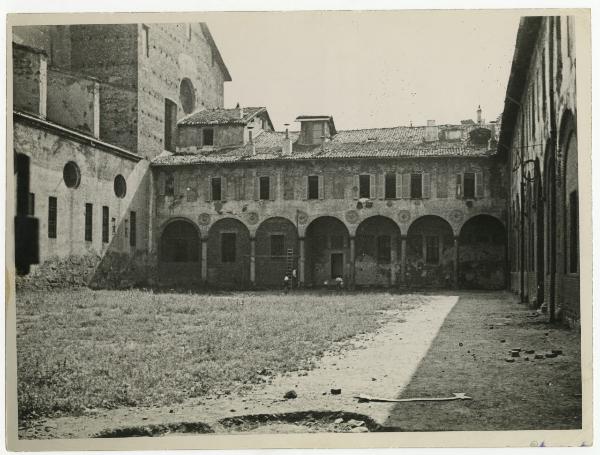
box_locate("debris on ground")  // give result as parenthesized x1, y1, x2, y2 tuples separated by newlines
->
(333, 418, 344, 424)
(283, 390, 297, 399)
(330, 388, 342, 395)
(350, 426, 368, 433)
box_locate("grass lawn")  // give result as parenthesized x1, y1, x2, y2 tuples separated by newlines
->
(16, 289, 416, 422)
(383, 292, 582, 431)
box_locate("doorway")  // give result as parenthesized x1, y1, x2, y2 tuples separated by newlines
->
(331, 253, 344, 279)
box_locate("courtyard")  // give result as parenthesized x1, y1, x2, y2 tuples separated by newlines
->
(16, 290, 581, 438)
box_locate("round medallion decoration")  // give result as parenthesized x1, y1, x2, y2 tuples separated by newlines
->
(198, 213, 211, 226)
(246, 211, 259, 225)
(450, 209, 464, 223)
(398, 210, 411, 223)
(345, 210, 359, 224)
(297, 211, 309, 225)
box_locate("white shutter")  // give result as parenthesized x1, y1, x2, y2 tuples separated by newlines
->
(396, 173, 402, 199)
(456, 173, 463, 199)
(378, 174, 385, 199)
(369, 174, 376, 199)
(475, 172, 484, 198)
(318, 174, 324, 199)
(253, 174, 259, 201)
(353, 175, 360, 199)
(206, 175, 212, 201)
(422, 173, 431, 199)
(402, 173, 411, 198)
(269, 175, 276, 201)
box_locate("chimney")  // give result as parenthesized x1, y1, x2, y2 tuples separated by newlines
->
(282, 123, 292, 156)
(424, 120, 438, 142)
(236, 102, 244, 119)
(477, 105, 482, 124)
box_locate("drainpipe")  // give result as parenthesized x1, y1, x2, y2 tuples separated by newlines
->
(520, 181, 526, 303)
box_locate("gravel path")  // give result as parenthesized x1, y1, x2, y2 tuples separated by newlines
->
(20, 294, 458, 439)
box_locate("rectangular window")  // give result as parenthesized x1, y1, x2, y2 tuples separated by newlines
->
(211, 177, 222, 201)
(221, 233, 236, 262)
(377, 235, 391, 263)
(102, 206, 109, 243)
(463, 172, 476, 199)
(330, 235, 345, 250)
(425, 236, 439, 264)
(270, 234, 285, 258)
(410, 173, 422, 199)
(85, 203, 93, 242)
(570, 191, 579, 273)
(259, 176, 270, 200)
(27, 193, 35, 216)
(203, 128, 214, 146)
(307, 175, 319, 199)
(385, 173, 396, 199)
(164, 98, 177, 152)
(142, 25, 149, 57)
(48, 196, 57, 239)
(359, 174, 370, 198)
(130, 211, 137, 247)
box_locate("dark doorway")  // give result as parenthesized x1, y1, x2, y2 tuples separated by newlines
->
(331, 253, 343, 279)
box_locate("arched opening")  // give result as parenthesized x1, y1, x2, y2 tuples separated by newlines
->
(533, 159, 545, 306)
(207, 218, 250, 288)
(305, 216, 350, 286)
(159, 219, 201, 286)
(406, 215, 454, 288)
(355, 216, 401, 287)
(255, 217, 298, 288)
(560, 110, 579, 322)
(458, 215, 507, 290)
(544, 142, 557, 319)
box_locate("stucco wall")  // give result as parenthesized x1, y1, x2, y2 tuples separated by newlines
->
(13, 120, 152, 290)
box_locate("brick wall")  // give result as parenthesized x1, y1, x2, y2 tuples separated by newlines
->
(137, 23, 227, 160)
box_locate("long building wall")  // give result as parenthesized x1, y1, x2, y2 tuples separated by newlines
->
(152, 156, 508, 289)
(505, 16, 579, 325)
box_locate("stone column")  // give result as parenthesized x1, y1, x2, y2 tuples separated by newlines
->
(349, 236, 356, 290)
(390, 236, 398, 286)
(400, 236, 407, 284)
(250, 237, 256, 286)
(201, 238, 208, 284)
(299, 237, 305, 286)
(453, 236, 459, 288)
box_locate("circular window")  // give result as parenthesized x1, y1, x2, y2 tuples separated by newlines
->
(63, 161, 81, 189)
(114, 174, 127, 198)
(179, 78, 196, 114)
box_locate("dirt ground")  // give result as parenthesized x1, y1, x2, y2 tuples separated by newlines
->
(17, 292, 582, 439)
(384, 292, 582, 431)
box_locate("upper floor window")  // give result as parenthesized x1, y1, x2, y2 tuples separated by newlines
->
(84, 203, 93, 242)
(203, 128, 214, 146)
(463, 172, 476, 199)
(259, 176, 270, 200)
(359, 174, 371, 198)
(385, 173, 396, 199)
(457, 172, 483, 199)
(48, 196, 57, 239)
(164, 98, 177, 152)
(410, 173, 422, 199)
(63, 161, 81, 189)
(211, 177, 222, 201)
(307, 175, 319, 200)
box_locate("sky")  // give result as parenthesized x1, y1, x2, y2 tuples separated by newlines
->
(206, 10, 521, 131)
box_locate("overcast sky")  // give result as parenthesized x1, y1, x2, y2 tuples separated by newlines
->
(206, 10, 521, 131)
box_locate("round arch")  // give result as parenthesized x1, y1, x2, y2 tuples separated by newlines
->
(305, 216, 350, 286)
(406, 215, 454, 288)
(458, 214, 507, 290)
(560, 109, 579, 278)
(158, 218, 201, 286)
(255, 217, 299, 288)
(355, 216, 401, 287)
(207, 217, 251, 288)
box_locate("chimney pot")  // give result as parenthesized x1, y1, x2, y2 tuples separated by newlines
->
(425, 120, 438, 142)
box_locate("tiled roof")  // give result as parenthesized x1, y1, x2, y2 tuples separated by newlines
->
(178, 107, 266, 126)
(152, 125, 496, 166)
